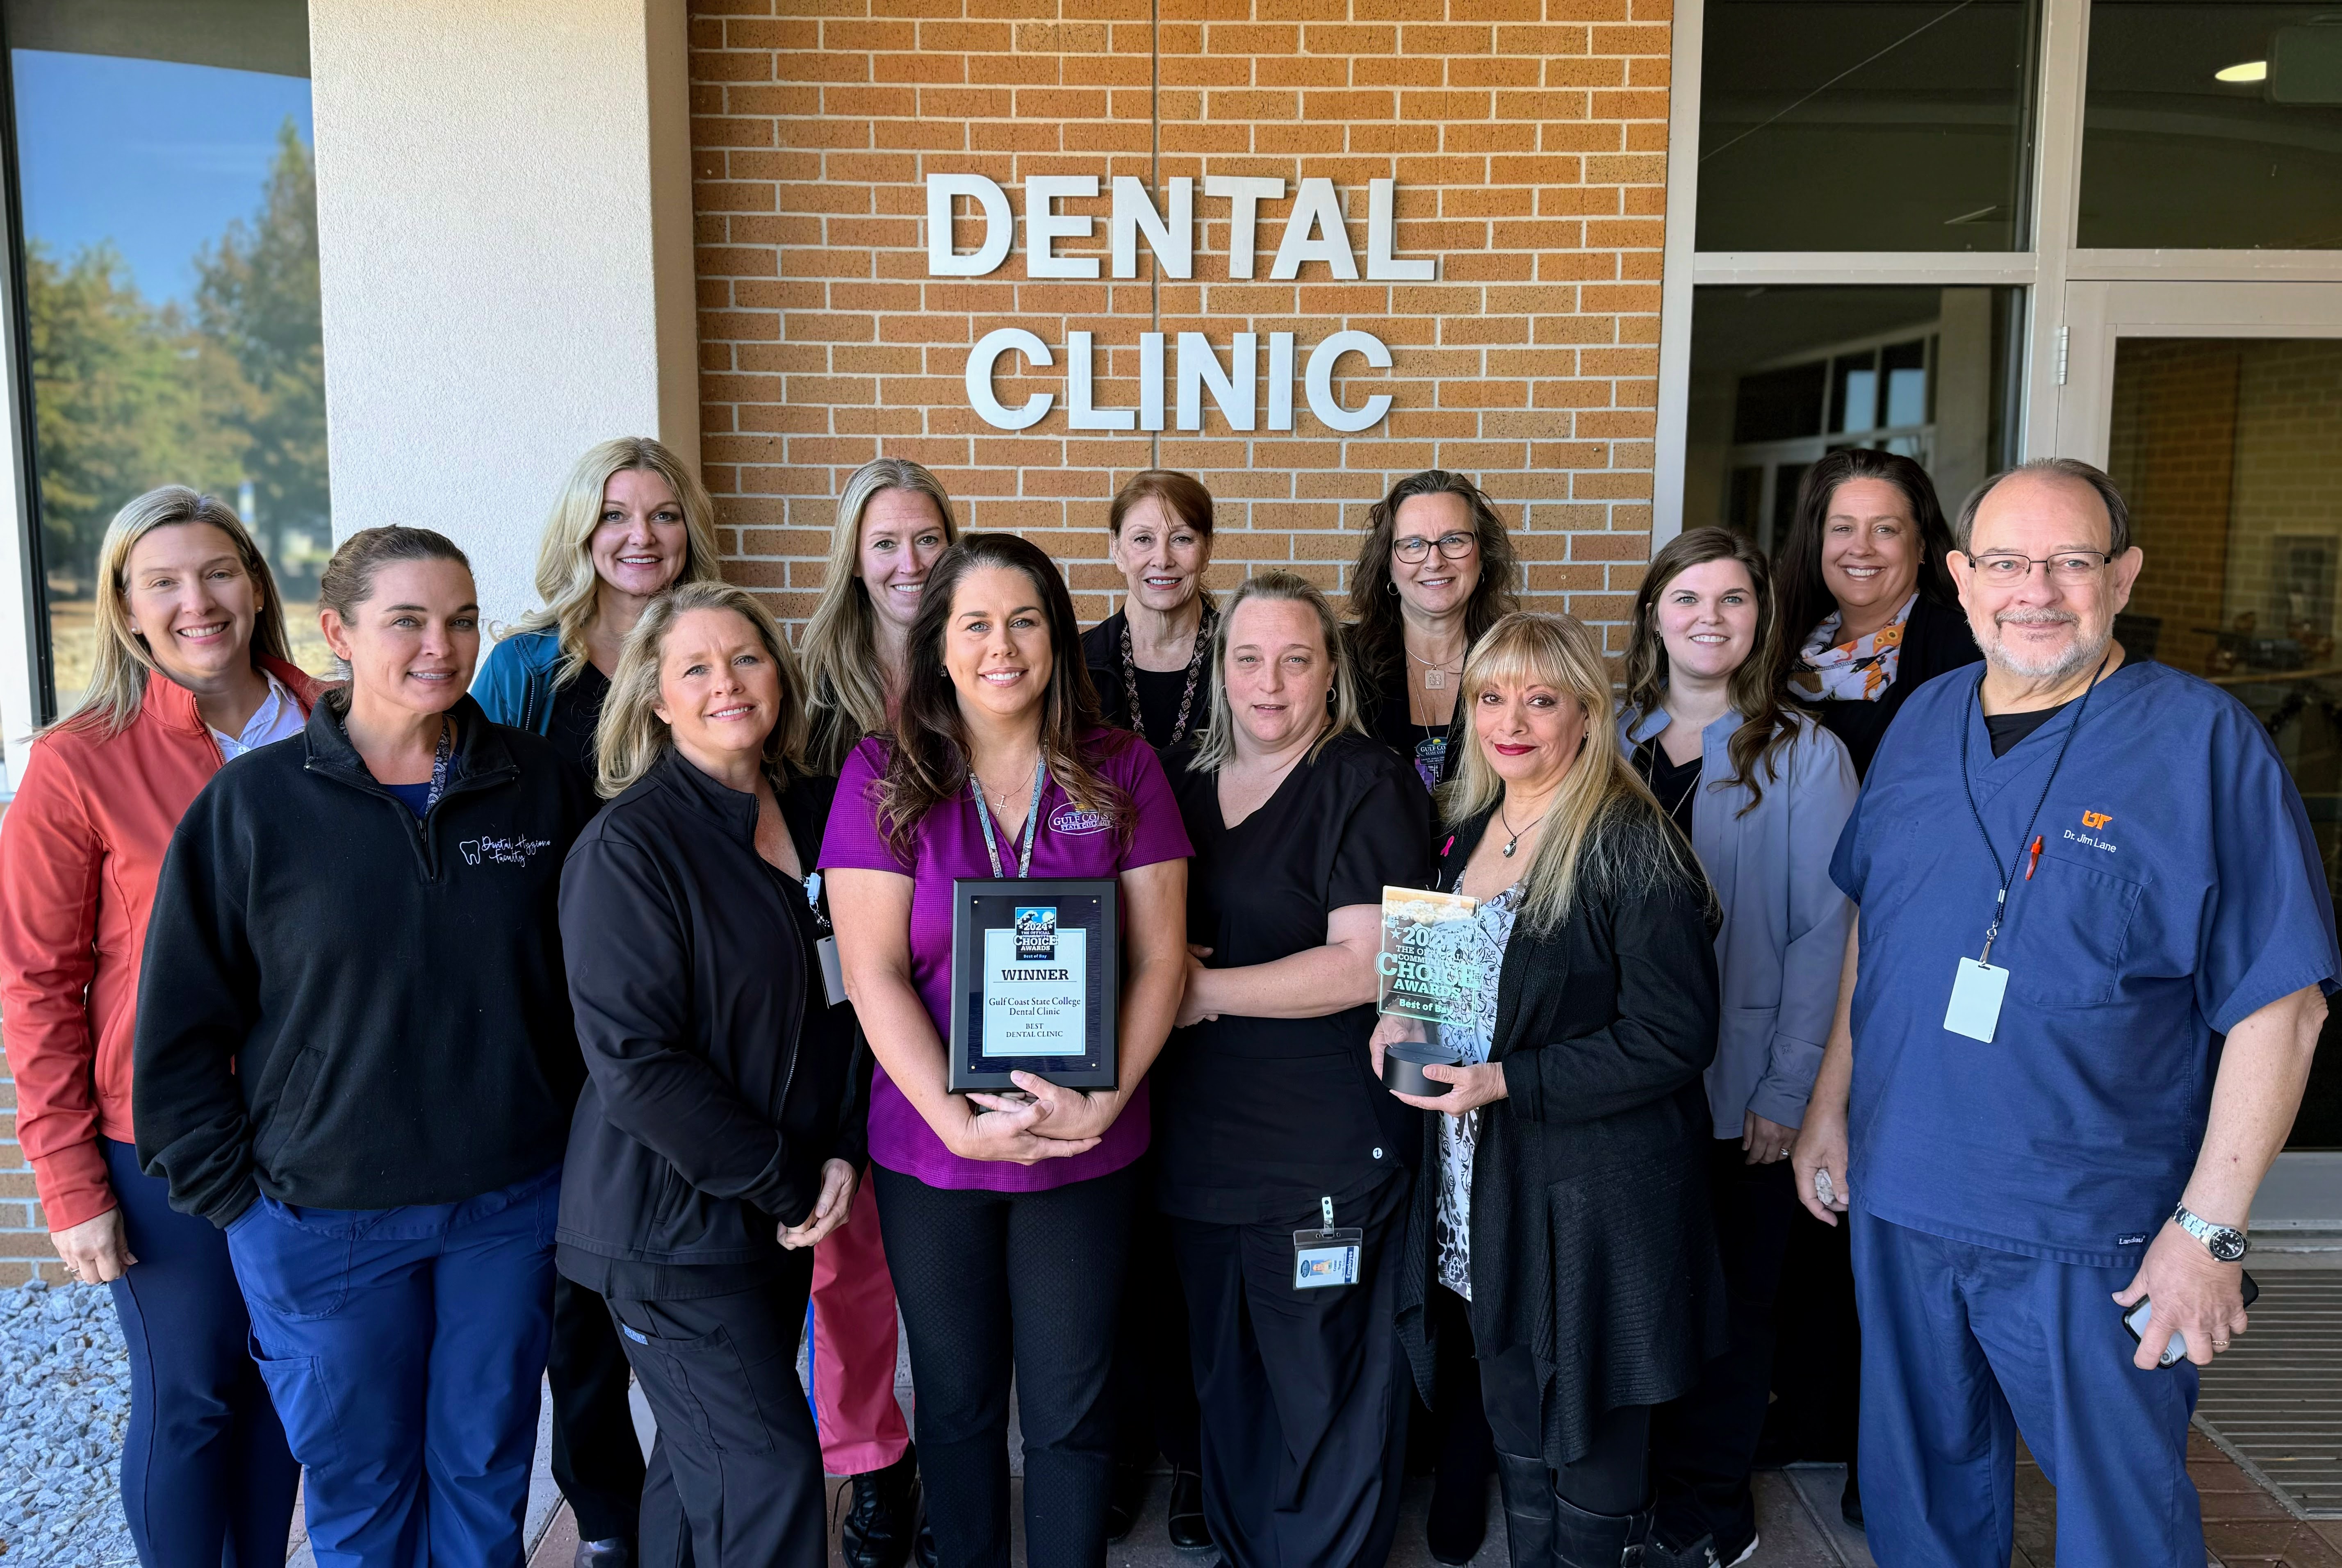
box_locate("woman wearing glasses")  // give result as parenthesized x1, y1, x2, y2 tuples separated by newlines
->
(1343, 471, 1521, 794)
(1774, 450, 1980, 781)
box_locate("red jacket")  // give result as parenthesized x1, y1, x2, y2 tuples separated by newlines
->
(0, 660, 325, 1231)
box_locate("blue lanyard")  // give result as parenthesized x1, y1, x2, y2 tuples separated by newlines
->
(970, 760, 1047, 879)
(1957, 654, 2108, 965)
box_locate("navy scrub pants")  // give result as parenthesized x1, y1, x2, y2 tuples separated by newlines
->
(1851, 1207, 2205, 1568)
(226, 1166, 561, 1568)
(100, 1137, 301, 1568)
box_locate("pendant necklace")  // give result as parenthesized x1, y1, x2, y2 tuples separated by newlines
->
(1406, 642, 1465, 692)
(1498, 798, 1549, 858)
(981, 755, 1039, 815)
(1121, 602, 1217, 748)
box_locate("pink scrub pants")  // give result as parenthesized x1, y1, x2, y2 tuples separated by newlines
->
(810, 1174, 912, 1476)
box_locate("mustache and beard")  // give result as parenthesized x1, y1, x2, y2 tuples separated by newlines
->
(1982, 606, 2110, 681)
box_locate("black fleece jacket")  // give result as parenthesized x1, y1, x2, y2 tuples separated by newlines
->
(554, 749, 868, 1279)
(133, 696, 596, 1227)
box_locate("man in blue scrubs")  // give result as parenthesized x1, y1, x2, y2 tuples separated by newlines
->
(1793, 458, 2337, 1567)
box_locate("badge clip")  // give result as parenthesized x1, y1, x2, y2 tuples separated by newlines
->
(1292, 1195, 1364, 1290)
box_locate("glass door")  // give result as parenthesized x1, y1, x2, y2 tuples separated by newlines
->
(2057, 282, 2342, 1216)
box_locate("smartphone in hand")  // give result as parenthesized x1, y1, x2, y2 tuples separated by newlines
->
(2121, 1271, 2260, 1367)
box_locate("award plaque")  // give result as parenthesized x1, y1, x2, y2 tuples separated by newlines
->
(948, 877, 1120, 1092)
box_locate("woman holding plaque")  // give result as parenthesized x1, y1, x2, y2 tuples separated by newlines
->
(1153, 572, 1430, 1568)
(1618, 529, 1858, 1568)
(557, 581, 864, 1566)
(1377, 612, 1725, 1568)
(1344, 470, 1521, 793)
(822, 532, 1191, 1568)
(1080, 469, 1218, 752)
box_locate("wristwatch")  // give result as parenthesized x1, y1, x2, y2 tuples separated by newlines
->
(2173, 1204, 2249, 1262)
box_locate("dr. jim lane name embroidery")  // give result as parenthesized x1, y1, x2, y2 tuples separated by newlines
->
(460, 835, 554, 868)
(1015, 906, 1058, 962)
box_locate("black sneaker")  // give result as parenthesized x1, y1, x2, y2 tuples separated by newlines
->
(573, 1541, 635, 1568)
(839, 1447, 921, 1568)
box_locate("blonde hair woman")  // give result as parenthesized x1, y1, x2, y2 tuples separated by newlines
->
(0, 486, 314, 1566)
(558, 580, 863, 1566)
(1150, 571, 1430, 1568)
(474, 436, 722, 769)
(800, 456, 959, 774)
(1376, 612, 1725, 1568)
(795, 455, 960, 1559)
(469, 435, 722, 1557)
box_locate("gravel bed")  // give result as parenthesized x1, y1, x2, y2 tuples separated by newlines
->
(0, 1279, 135, 1566)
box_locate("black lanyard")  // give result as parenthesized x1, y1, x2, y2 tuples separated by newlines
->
(1957, 655, 2109, 965)
(970, 760, 1047, 879)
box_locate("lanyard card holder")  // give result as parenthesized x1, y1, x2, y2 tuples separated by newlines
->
(1293, 1198, 1364, 1290)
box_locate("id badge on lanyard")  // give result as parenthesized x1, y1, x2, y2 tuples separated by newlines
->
(1293, 1197, 1365, 1290)
(804, 870, 850, 1008)
(1943, 660, 2105, 1044)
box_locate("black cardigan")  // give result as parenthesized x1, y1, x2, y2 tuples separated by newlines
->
(1396, 801, 1727, 1468)
(134, 696, 597, 1225)
(554, 749, 867, 1278)
(1795, 591, 1982, 780)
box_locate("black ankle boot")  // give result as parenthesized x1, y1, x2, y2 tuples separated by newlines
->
(840, 1446, 921, 1568)
(1552, 1488, 1652, 1568)
(1495, 1451, 1556, 1568)
(1427, 1455, 1490, 1565)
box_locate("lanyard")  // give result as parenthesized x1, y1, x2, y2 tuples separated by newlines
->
(1957, 655, 2108, 965)
(970, 760, 1047, 879)
(423, 716, 453, 813)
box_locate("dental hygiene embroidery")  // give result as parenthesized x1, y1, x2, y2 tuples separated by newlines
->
(460, 835, 554, 867)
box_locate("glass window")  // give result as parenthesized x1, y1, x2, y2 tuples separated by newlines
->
(2080, 3, 2342, 249)
(1685, 285, 2024, 551)
(1696, 0, 2040, 252)
(5, 0, 330, 721)
(2105, 335, 2342, 1143)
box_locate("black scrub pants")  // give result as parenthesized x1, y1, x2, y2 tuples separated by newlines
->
(1647, 1140, 1798, 1555)
(1169, 1198, 1410, 1568)
(606, 1261, 824, 1568)
(872, 1161, 1137, 1568)
(550, 1275, 648, 1543)
(1111, 1154, 1203, 1475)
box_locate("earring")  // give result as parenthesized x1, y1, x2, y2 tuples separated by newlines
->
(1387, 580, 1399, 596)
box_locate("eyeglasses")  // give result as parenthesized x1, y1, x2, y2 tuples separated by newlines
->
(1392, 532, 1478, 564)
(1964, 550, 2112, 585)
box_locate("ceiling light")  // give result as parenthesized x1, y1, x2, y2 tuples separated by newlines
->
(2216, 59, 2269, 82)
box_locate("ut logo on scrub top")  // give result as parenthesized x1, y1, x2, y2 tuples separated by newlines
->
(2081, 810, 2114, 830)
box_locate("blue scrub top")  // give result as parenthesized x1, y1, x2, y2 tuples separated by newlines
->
(1830, 659, 2339, 1267)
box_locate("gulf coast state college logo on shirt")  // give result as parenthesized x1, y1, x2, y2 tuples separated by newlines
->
(459, 832, 554, 868)
(1048, 803, 1113, 835)
(2063, 807, 2119, 856)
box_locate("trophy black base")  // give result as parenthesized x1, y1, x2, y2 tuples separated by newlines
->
(1382, 1040, 1459, 1098)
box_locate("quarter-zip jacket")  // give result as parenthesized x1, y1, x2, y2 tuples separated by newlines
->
(554, 748, 868, 1274)
(132, 695, 596, 1227)
(0, 659, 326, 1231)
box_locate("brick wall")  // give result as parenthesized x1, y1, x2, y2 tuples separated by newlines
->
(688, 0, 1673, 649)
(2107, 339, 2240, 678)
(0, 1033, 64, 1285)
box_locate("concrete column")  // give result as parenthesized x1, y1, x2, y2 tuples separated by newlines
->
(308, 0, 699, 628)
